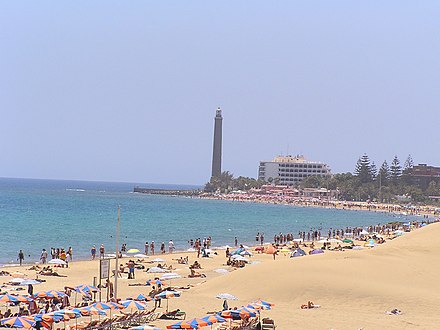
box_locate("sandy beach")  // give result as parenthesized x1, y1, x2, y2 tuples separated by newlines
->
(1, 222, 439, 329)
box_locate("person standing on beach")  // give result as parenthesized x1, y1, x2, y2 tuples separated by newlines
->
(234, 237, 238, 247)
(168, 240, 174, 253)
(40, 249, 48, 264)
(18, 250, 24, 266)
(99, 244, 105, 258)
(160, 242, 165, 254)
(145, 242, 149, 255)
(260, 233, 264, 245)
(151, 241, 155, 255)
(67, 247, 73, 261)
(91, 245, 97, 260)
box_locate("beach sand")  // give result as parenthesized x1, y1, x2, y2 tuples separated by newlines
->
(1, 223, 440, 329)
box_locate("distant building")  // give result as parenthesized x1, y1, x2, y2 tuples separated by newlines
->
(258, 155, 331, 186)
(409, 163, 440, 190)
(211, 107, 223, 178)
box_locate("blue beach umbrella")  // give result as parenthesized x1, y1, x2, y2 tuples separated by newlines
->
(121, 300, 148, 310)
(1, 316, 35, 328)
(166, 318, 209, 329)
(154, 290, 181, 312)
(130, 326, 160, 330)
(201, 314, 227, 325)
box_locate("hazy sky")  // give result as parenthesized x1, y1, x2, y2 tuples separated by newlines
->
(1, 1, 439, 185)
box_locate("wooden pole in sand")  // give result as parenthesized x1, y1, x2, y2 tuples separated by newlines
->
(114, 206, 121, 300)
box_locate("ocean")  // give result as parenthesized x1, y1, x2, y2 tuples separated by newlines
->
(0, 178, 412, 265)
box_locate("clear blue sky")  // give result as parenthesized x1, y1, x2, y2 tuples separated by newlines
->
(1, 1, 439, 185)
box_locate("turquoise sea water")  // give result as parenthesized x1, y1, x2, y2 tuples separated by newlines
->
(0, 178, 412, 265)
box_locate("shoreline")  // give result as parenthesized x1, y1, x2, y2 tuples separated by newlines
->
(2, 195, 437, 267)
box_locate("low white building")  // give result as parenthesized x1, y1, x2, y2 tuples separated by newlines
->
(258, 155, 331, 186)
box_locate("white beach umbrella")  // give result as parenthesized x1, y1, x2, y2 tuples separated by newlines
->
(147, 267, 166, 273)
(216, 293, 238, 300)
(133, 254, 148, 258)
(160, 273, 181, 280)
(328, 239, 342, 244)
(10, 278, 25, 284)
(151, 258, 165, 263)
(48, 258, 67, 265)
(214, 269, 229, 274)
(20, 279, 41, 286)
(231, 255, 248, 262)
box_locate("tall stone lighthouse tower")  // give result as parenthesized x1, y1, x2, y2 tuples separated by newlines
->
(211, 107, 223, 178)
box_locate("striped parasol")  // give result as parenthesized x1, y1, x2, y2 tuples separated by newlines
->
(134, 293, 154, 301)
(75, 285, 99, 295)
(0, 294, 31, 303)
(1, 316, 35, 328)
(130, 326, 160, 330)
(200, 314, 227, 325)
(121, 300, 148, 311)
(166, 318, 209, 329)
(34, 290, 65, 299)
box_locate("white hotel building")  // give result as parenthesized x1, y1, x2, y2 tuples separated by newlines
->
(258, 155, 331, 186)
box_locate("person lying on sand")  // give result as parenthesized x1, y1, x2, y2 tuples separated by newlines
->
(38, 267, 66, 277)
(188, 269, 206, 278)
(174, 256, 189, 264)
(301, 301, 320, 309)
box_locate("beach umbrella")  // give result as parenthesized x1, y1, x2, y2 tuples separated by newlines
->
(250, 300, 274, 310)
(127, 249, 140, 253)
(230, 255, 248, 262)
(75, 284, 99, 293)
(160, 272, 181, 280)
(134, 254, 148, 258)
(147, 267, 167, 274)
(213, 269, 229, 274)
(150, 258, 165, 263)
(146, 279, 167, 287)
(20, 279, 41, 286)
(310, 249, 324, 255)
(78, 306, 107, 316)
(48, 258, 67, 266)
(328, 238, 342, 244)
(342, 239, 353, 243)
(154, 290, 181, 312)
(121, 300, 148, 311)
(155, 290, 181, 299)
(0, 294, 30, 303)
(90, 301, 124, 310)
(231, 307, 258, 318)
(49, 309, 81, 319)
(10, 278, 26, 284)
(134, 293, 153, 301)
(166, 318, 209, 329)
(130, 326, 160, 330)
(279, 248, 291, 253)
(200, 314, 226, 325)
(216, 293, 237, 300)
(317, 239, 328, 243)
(0, 316, 35, 328)
(265, 245, 277, 254)
(34, 290, 65, 299)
